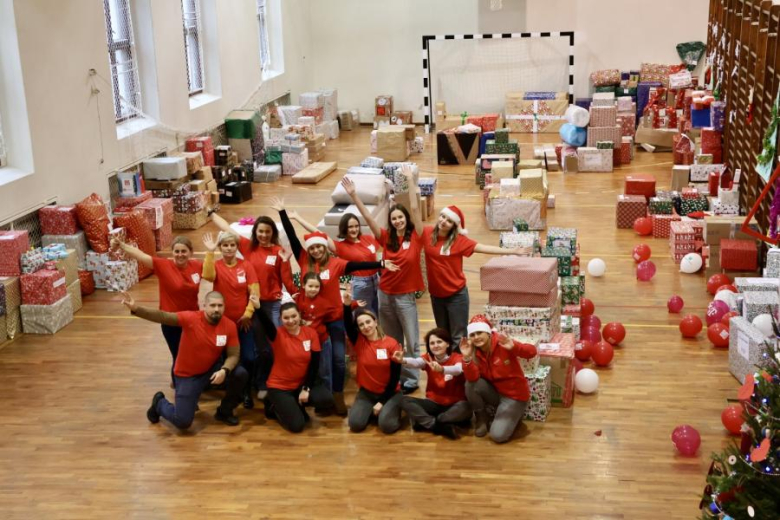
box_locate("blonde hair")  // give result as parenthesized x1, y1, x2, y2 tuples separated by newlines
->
(217, 231, 240, 246)
(355, 309, 386, 339)
(431, 222, 459, 253)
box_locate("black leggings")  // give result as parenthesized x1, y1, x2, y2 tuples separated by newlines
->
(266, 384, 333, 433)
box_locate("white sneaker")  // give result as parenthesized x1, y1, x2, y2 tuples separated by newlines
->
(257, 390, 268, 400)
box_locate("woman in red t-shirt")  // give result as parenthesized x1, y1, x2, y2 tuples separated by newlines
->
(210, 212, 295, 397)
(269, 197, 397, 415)
(202, 231, 260, 409)
(111, 236, 203, 385)
(251, 297, 334, 433)
(395, 327, 471, 440)
(287, 210, 381, 315)
(422, 205, 530, 351)
(343, 298, 404, 434)
(340, 173, 426, 395)
(461, 315, 537, 444)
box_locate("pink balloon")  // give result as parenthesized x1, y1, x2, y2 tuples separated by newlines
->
(636, 260, 656, 281)
(580, 315, 602, 330)
(667, 296, 684, 313)
(706, 300, 731, 326)
(581, 325, 602, 344)
(671, 425, 701, 457)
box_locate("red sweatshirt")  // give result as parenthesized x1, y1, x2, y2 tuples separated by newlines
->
(294, 292, 338, 344)
(462, 333, 537, 402)
(421, 353, 466, 406)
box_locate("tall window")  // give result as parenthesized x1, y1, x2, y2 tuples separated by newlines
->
(103, 0, 141, 122)
(257, 0, 271, 73)
(182, 0, 204, 95)
(0, 111, 6, 167)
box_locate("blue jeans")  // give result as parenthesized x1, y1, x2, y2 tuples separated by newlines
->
(323, 320, 346, 392)
(160, 324, 182, 384)
(430, 285, 470, 351)
(256, 300, 281, 390)
(156, 362, 248, 430)
(378, 289, 420, 390)
(351, 274, 379, 316)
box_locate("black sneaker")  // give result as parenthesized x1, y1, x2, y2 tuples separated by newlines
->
(214, 408, 239, 426)
(433, 421, 459, 440)
(243, 393, 254, 410)
(147, 392, 165, 424)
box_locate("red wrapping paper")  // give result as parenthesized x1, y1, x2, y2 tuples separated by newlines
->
(112, 210, 155, 280)
(700, 127, 722, 154)
(720, 239, 758, 271)
(301, 107, 324, 124)
(616, 113, 636, 137)
(652, 214, 681, 239)
(708, 171, 721, 196)
(487, 287, 559, 307)
(113, 191, 153, 210)
(613, 148, 622, 167)
(681, 187, 699, 200)
(620, 141, 632, 164)
(154, 224, 173, 251)
(481, 114, 499, 132)
(0, 230, 30, 276)
(21, 268, 67, 305)
(39, 206, 79, 235)
(75, 193, 111, 253)
(545, 332, 576, 408)
(136, 198, 174, 230)
(624, 175, 656, 199)
(480, 257, 559, 295)
(78, 270, 95, 296)
(616, 195, 647, 228)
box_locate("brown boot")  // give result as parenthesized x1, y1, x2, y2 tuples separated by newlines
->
(333, 392, 348, 416)
(474, 410, 489, 438)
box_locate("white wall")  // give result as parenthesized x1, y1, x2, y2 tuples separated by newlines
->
(0, 0, 312, 224)
(309, 0, 710, 123)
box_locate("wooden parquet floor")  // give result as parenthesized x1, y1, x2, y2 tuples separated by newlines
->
(0, 127, 737, 519)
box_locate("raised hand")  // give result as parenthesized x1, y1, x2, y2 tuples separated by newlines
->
(391, 350, 404, 363)
(268, 196, 284, 213)
(341, 176, 357, 197)
(383, 260, 400, 272)
(120, 291, 136, 312)
(341, 285, 353, 306)
(460, 337, 473, 360)
(202, 232, 218, 252)
(279, 247, 293, 262)
(497, 333, 514, 351)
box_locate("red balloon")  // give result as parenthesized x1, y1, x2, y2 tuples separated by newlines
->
(632, 244, 652, 263)
(706, 300, 731, 326)
(721, 311, 740, 329)
(575, 340, 593, 361)
(591, 341, 614, 366)
(581, 326, 602, 344)
(636, 260, 656, 281)
(581, 315, 602, 330)
(679, 314, 703, 338)
(602, 322, 626, 345)
(671, 425, 701, 457)
(707, 322, 730, 348)
(716, 284, 737, 294)
(707, 273, 731, 295)
(633, 217, 653, 236)
(580, 298, 595, 318)
(721, 405, 744, 435)
(667, 295, 684, 313)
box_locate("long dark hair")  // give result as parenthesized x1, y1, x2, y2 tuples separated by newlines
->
(250, 216, 280, 248)
(337, 213, 361, 240)
(385, 204, 415, 252)
(425, 328, 453, 356)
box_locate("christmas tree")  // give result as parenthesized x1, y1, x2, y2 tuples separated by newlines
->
(700, 334, 780, 519)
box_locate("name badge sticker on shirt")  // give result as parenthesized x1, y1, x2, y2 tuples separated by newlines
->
(216, 335, 227, 347)
(303, 340, 311, 352)
(320, 269, 330, 280)
(368, 244, 376, 254)
(440, 246, 451, 256)
(266, 255, 277, 266)
(376, 348, 388, 360)
(444, 374, 454, 382)
(237, 269, 247, 284)
(402, 241, 411, 250)
(191, 273, 201, 284)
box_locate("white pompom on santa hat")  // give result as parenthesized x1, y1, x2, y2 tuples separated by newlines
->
(304, 231, 329, 249)
(467, 314, 493, 335)
(440, 205, 467, 234)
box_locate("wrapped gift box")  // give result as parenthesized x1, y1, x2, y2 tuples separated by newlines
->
(20, 248, 46, 274)
(486, 303, 558, 322)
(560, 316, 581, 339)
(712, 200, 739, 216)
(766, 248, 780, 278)
(718, 187, 739, 206)
(591, 92, 616, 106)
(679, 196, 709, 216)
(487, 287, 559, 308)
(142, 157, 187, 181)
(437, 129, 480, 165)
(225, 109, 260, 139)
(561, 277, 580, 305)
(524, 365, 552, 422)
(741, 291, 779, 323)
(0, 231, 30, 277)
(640, 63, 671, 86)
(505, 92, 567, 133)
(173, 191, 207, 214)
(578, 148, 612, 172)
(542, 247, 574, 276)
(39, 206, 79, 235)
(277, 105, 303, 126)
(254, 165, 282, 183)
(105, 260, 138, 292)
(136, 198, 174, 230)
(652, 214, 681, 239)
(518, 169, 547, 197)
(0, 277, 21, 339)
(734, 277, 780, 294)
(67, 279, 82, 313)
(481, 257, 558, 295)
(720, 239, 757, 271)
(219, 181, 253, 204)
(53, 249, 78, 286)
(617, 113, 637, 137)
(690, 164, 724, 182)
(173, 209, 209, 230)
(616, 195, 647, 229)
(728, 316, 768, 383)
(185, 136, 214, 155)
(546, 227, 577, 254)
(78, 270, 95, 296)
(590, 106, 618, 127)
(418, 178, 437, 197)
(590, 69, 621, 86)
(648, 197, 673, 215)
(154, 224, 173, 250)
(21, 268, 67, 306)
(624, 174, 656, 199)
(42, 231, 88, 269)
(539, 333, 576, 407)
(282, 149, 309, 176)
(485, 196, 544, 231)
(586, 126, 622, 148)
(499, 231, 540, 252)
(317, 88, 338, 121)
(20, 295, 73, 335)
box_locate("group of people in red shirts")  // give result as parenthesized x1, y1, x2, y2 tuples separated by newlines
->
(117, 167, 537, 442)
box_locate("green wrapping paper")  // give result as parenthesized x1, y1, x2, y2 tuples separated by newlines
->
(485, 140, 520, 161)
(648, 197, 674, 215)
(513, 218, 529, 232)
(545, 227, 577, 255)
(579, 274, 586, 296)
(494, 128, 510, 144)
(679, 196, 709, 216)
(594, 85, 618, 94)
(225, 110, 261, 139)
(542, 247, 573, 276)
(596, 141, 615, 150)
(524, 365, 552, 422)
(265, 150, 283, 165)
(561, 276, 581, 305)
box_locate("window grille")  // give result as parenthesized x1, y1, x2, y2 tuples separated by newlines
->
(257, 0, 271, 73)
(103, 0, 141, 122)
(182, 0, 204, 95)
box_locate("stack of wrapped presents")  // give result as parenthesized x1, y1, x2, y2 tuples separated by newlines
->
(483, 166, 548, 231)
(317, 172, 391, 239)
(225, 109, 264, 164)
(505, 92, 567, 134)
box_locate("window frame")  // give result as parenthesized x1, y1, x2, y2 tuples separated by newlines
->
(182, 0, 204, 96)
(257, 0, 271, 73)
(103, 0, 142, 123)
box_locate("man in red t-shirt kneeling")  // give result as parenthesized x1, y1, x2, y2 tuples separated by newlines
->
(121, 290, 247, 429)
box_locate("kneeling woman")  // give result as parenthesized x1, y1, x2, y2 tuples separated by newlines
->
(343, 300, 404, 434)
(252, 297, 334, 433)
(396, 328, 471, 439)
(461, 315, 537, 444)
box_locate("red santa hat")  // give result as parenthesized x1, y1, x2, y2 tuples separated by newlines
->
(304, 231, 329, 249)
(440, 205, 467, 234)
(467, 314, 492, 336)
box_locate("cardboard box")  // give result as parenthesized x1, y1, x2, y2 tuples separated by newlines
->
(634, 120, 677, 149)
(192, 166, 214, 183)
(704, 216, 759, 244)
(142, 178, 186, 191)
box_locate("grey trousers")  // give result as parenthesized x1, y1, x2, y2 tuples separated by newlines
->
(348, 388, 403, 434)
(466, 378, 527, 444)
(430, 285, 469, 351)
(401, 396, 472, 429)
(378, 289, 420, 390)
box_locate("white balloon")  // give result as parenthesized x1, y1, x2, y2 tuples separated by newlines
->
(713, 290, 737, 310)
(752, 314, 775, 337)
(575, 368, 599, 394)
(588, 258, 606, 277)
(679, 253, 703, 274)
